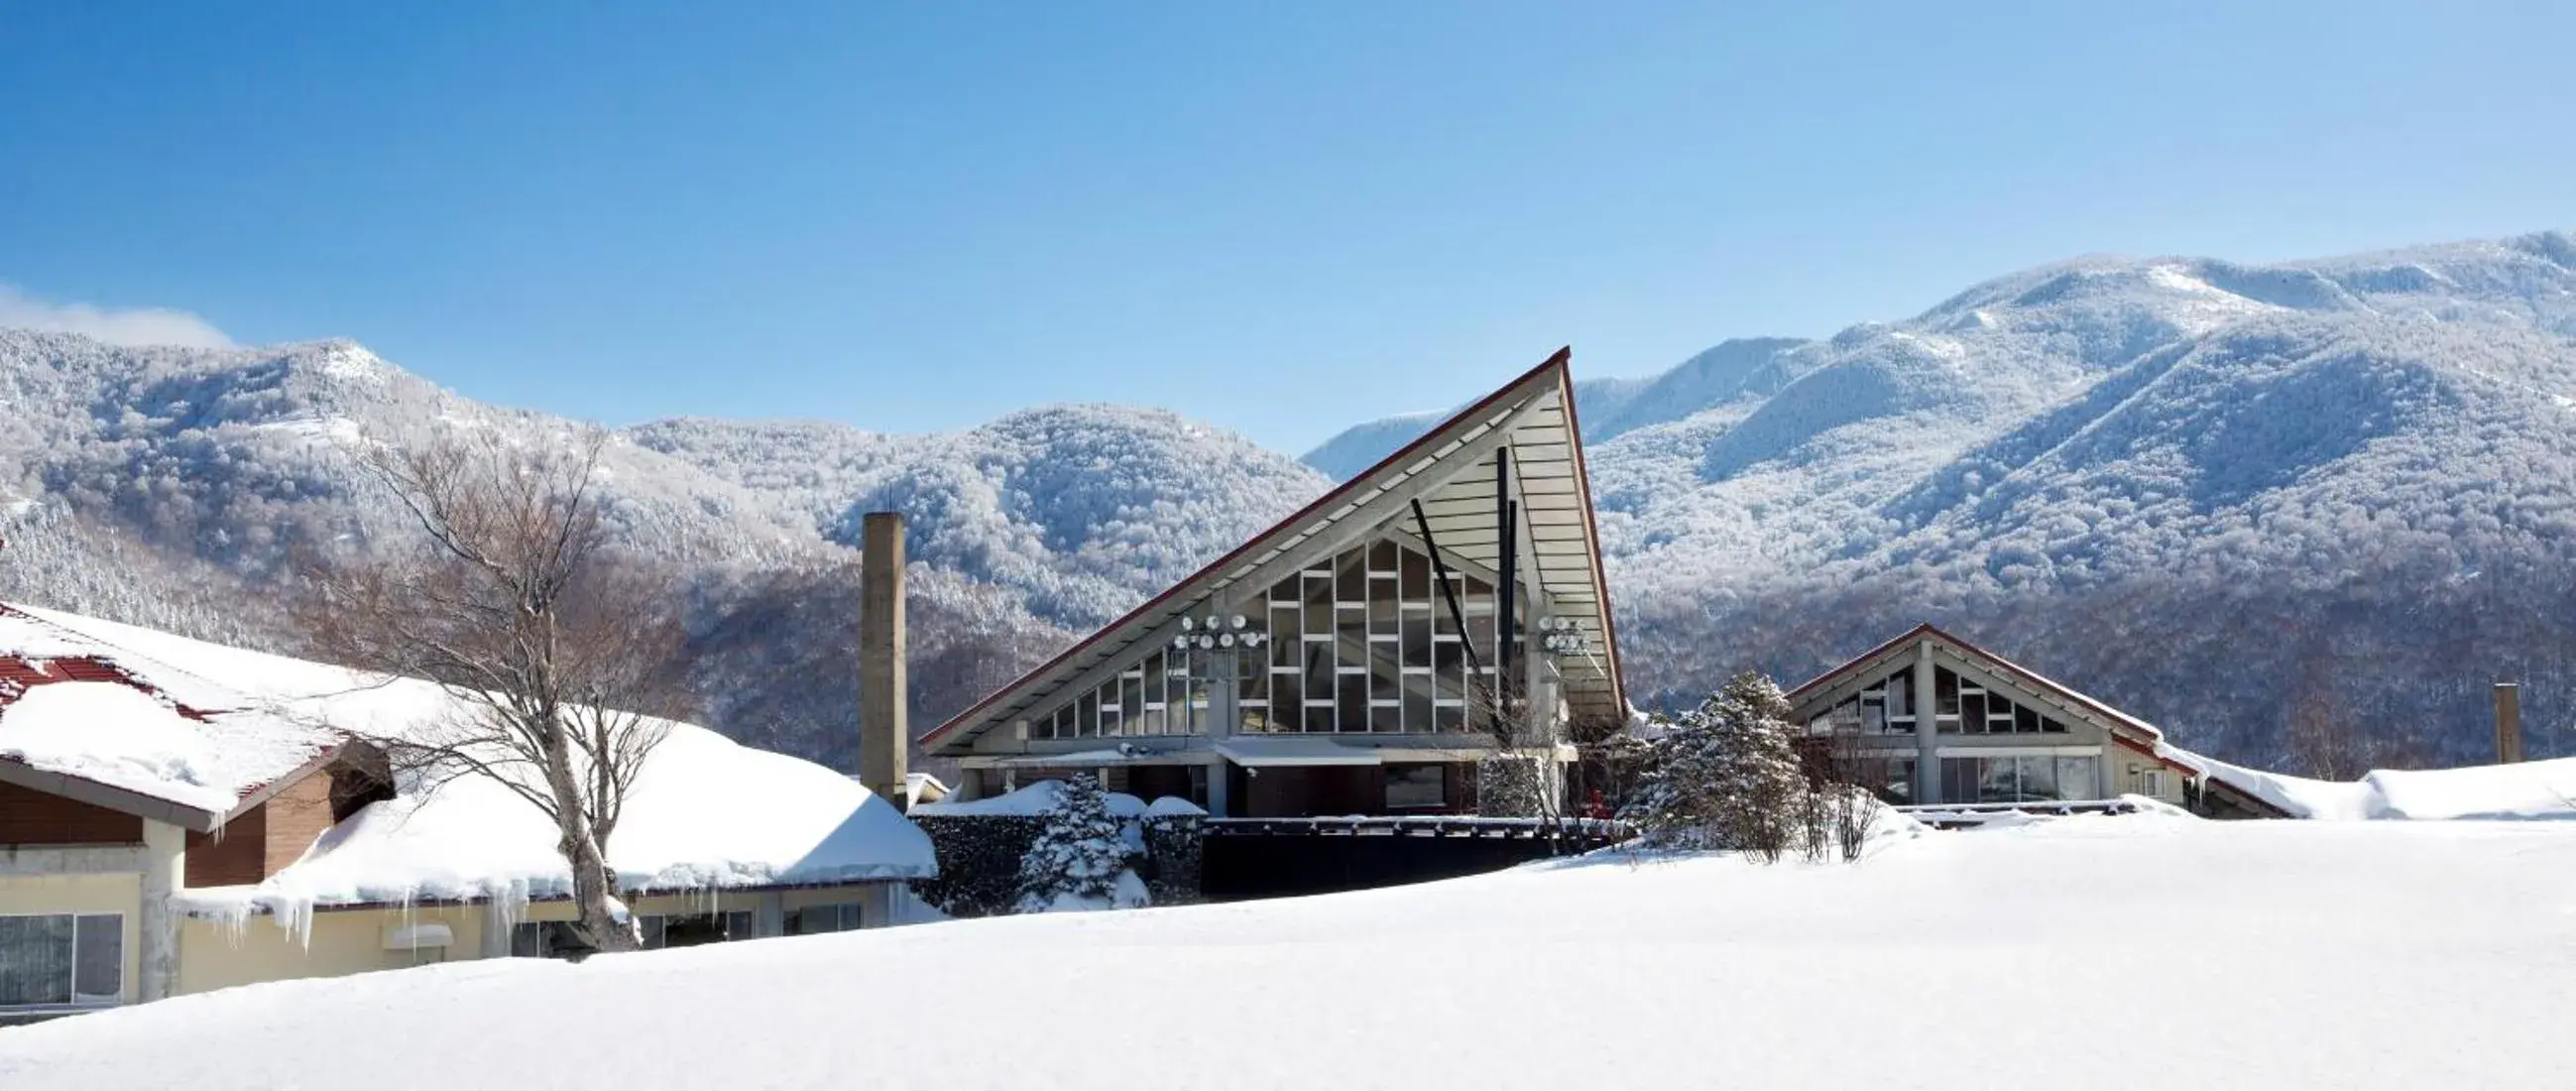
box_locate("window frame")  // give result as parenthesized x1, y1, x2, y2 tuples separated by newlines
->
(0, 911, 124, 1014)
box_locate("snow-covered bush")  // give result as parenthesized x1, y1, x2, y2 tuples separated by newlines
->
(1012, 774, 1147, 912)
(1474, 754, 1550, 817)
(1620, 671, 1809, 861)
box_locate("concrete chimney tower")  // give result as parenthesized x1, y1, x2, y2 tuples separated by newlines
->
(860, 512, 910, 807)
(2494, 682, 2523, 765)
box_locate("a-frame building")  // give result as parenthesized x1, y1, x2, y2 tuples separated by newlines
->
(1784, 624, 2220, 809)
(921, 349, 1626, 817)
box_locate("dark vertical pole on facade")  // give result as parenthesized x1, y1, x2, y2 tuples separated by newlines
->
(1412, 499, 1485, 679)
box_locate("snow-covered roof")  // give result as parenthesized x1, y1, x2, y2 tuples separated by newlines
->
(3, 604, 935, 914)
(2167, 748, 2576, 820)
(1214, 737, 1384, 767)
(0, 605, 343, 823)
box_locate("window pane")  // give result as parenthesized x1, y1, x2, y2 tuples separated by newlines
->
(1337, 547, 1367, 602)
(1385, 765, 1447, 808)
(1337, 608, 1367, 673)
(1237, 667, 1266, 729)
(1400, 547, 1430, 603)
(1369, 577, 1399, 635)
(1338, 672, 1367, 732)
(1977, 758, 2019, 803)
(1139, 657, 1167, 735)
(1302, 645, 1335, 728)
(1939, 758, 1978, 804)
(2041, 715, 2068, 734)
(2015, 705, 2040, 733)
(2057, 756, 2098, 799)
(1271, 669, 1302, 731)
(1933, 667, 1960, 715)
(1885, 667, 1912, 716)
(73, 914, 120, 1003)
(1368, 540, 1400, 574)
(1960, 693, 1986, 733)
(1402, 615, 1433, 668)
(0, 914, 73, 1007)
(1271, 607, 1301, 667)
(1304, 574, 1334, 645)
(2016, 755, 2058, 800)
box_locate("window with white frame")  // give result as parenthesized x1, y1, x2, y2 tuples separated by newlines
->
(0, 913, 122, 1013)
(2139, 768, 2166, 797)
(1930, 667, 2069, 736)
(1807, 665, 1918, 736)
(1024, 536, 1515, 738)
(1937, 754, 2100, 803)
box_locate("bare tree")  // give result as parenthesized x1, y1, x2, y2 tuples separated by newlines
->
(304, 429, 695, 954)
(1798, 728, 1890, 863)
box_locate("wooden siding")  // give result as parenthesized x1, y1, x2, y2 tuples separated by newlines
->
(0, 780, 144, 845)
(185, 805, 265, 887)
(182, 767, 349, 888)
(262, 770, 338, 875)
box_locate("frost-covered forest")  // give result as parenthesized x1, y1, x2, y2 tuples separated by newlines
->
(0, 328, 1319, 770)
(1312, 231, 2576, 770)
(7, 230, 2576, 774)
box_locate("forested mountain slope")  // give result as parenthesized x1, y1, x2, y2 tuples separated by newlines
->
(8, 230, 2574, 773)
(1319, 232, 2576, 768)
(0, 329, 1323, 767)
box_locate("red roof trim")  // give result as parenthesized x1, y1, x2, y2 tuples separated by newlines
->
(921, 348, 1585, 749)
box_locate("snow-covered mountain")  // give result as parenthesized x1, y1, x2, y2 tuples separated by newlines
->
(0, 328, 1326, 767)
(1313, 231, 2576, 767)
(9, 229, 2575, 772)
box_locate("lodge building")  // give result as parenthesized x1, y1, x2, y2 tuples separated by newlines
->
(1786, 624, 2213, 808)
(921, 350, 1628, 818)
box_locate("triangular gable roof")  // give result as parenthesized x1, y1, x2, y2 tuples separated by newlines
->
(1783, 623, 2202, 779)
(924, 349, 1625, 754)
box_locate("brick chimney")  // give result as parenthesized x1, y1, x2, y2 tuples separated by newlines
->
(2494, 682, 2523, 765)
(860, 512, 909, 807)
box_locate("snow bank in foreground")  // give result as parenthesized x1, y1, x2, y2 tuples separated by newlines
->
(12, 820, 2570, 1091)
(2187, 750, 2576, 820)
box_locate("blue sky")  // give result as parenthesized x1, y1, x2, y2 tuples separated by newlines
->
(2, 2, 2570, 453)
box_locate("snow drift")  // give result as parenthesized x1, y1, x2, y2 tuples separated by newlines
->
(2, 817, 2570, 1090)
